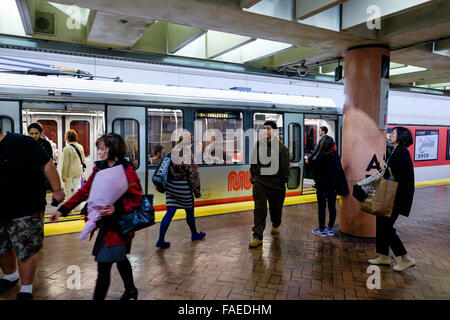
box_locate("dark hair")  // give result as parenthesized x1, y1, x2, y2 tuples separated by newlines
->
(96, 133, 126, 161)
(154, 144, 164, 155)
(319, 135, 335, 154)
(28, 123, 43, 133)
(392, 127, 413, 148)
(65, 129, 78, 142)
(264, 120, 277, 129)
(320, 126, 328, 134)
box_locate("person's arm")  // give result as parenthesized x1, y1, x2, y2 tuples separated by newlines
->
(187, 163, 201, 198)
(44, 160, 65, 202)
(280, 145, 290, 184)
(122, 167, 143, 214)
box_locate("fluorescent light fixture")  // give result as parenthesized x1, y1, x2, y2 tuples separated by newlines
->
(0, 0, 27, 36)
(173, 33, 206, 59)
(214, 39, 293, 63)
(389, 65, 426, 76)
(48, 2, 90, 26)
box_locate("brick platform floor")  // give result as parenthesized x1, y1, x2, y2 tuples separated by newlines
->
(1, 185, 449, 300)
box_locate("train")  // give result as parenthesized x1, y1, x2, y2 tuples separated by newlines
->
(1, 72, 449, 217)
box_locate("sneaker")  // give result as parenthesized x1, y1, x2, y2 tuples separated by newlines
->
(192, 231, 206, 241)
(312, 227, 327, 237)
(271, 227, 280, 234)
(156, 240, 170, 248)
(393, 258, 416, 272)
(16, 292, 33, 300)
(326, 227, 335, 236)
(368, 256, 390, 265)
(0, 279, 19, 295)
(249, 238, 263, 248)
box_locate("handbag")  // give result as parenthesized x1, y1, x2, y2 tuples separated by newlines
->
(360, 168, 398, 217)
(152, 154, 171, 193)
(352, 170, 384, 202)
(117, 194, 155, 236)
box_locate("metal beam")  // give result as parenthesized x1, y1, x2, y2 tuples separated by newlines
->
(15, 0, 33, 35)
(168, 24, 205, 54)
(248, 45, 325, 68)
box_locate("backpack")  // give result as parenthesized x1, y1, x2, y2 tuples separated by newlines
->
(151, 154, 171, 193)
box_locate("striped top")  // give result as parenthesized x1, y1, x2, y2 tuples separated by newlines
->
(165, 179, 194, 208)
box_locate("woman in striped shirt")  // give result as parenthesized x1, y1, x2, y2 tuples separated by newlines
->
(156, 136, 205, 248)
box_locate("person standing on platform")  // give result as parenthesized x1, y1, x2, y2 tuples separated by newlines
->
(305, 126, 328, 165)
(150, 144, 164, 165)
(27, 123, 53, 159)
(61, 130, 86, 198)
(249, 120, 290, 248)
(311, 136, 347, 237)
(368, 127, 416, 272)
(0, 126, 65, 300)
(156, 135, 205, 249)
(51, 133, 143, 300)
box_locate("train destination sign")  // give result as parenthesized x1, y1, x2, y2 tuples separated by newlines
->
(196, 112, 240, 119)
(415, 129, 439, 161)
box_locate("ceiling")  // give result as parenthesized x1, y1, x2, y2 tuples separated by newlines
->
(1, 0, 450, 92)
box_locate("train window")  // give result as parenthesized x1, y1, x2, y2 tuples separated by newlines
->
(288, 123, 301, 162)
(36, 120, 58, 148)
(112, 119, 140, 169)
(195, 111, 244, 164)
(148, 109, 183, 166)
(70, 120, 90, 157)
(287, 167, 300, 189)
(253, 113, 283, 143)
(447, 130, 450, 161)
(0, 116, 13, 133)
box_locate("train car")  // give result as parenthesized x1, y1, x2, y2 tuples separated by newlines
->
(0, 73, 342, 213)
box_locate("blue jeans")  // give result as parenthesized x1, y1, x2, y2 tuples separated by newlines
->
(316, 190, 337, 230)
(158, 207, 197, 242)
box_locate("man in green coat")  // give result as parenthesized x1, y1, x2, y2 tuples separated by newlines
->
(249, 121, 290, 248)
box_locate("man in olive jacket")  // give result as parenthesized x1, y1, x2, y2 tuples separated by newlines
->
(249, 121, 290, 248)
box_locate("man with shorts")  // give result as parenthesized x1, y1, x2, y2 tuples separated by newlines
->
(0, 125, 65, 300)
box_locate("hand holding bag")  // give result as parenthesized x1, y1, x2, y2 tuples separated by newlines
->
(360, 168, 398, 217)
(117, 194, 155, 236)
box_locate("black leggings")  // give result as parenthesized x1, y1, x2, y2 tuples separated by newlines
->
(93, 257, 135, 300)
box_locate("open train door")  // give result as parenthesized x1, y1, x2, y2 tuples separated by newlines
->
(0, 101, 21, 134)
(106, 105, 147, 192)
(284, 113, 304, 195)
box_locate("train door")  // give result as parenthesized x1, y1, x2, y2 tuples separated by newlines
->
(106, 105, 147, 191)
(284, 113, 303, 193)
(22, 103, 105, 180)
(303, 114, 339, 191)
(0, 101, 20, 134)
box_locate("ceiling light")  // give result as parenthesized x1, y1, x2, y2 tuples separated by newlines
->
(214, 39, 293, 63)
(389, 65, 427, 76)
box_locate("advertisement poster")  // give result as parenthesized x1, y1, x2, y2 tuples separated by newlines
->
(415, 129, 439, 161)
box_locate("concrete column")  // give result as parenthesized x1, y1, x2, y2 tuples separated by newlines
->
(340, 45, 390, 238)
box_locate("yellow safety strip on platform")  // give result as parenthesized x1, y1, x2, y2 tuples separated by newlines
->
(44, 179, 449, 236)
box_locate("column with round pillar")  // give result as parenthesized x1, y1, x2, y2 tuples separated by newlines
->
(339, 45, 390, 238)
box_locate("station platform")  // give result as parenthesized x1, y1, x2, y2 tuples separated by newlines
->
(0, 184, 448, 300)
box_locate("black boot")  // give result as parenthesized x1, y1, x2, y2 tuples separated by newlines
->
(0, 279, 19, 295)
(120, 287, 138, 300)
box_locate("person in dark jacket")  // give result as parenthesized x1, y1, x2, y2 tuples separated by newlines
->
(156, 135, 205, 249)
(368, 127, 416, 272)
(51, 133, 143, 300)
(27, 123, 53, 159)
(249, 121, 290, 248)
(311, 136, 346, 237)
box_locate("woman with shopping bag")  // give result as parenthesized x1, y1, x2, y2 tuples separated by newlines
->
(50, 133, 143, 300)
(368, 127, 416, 272)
